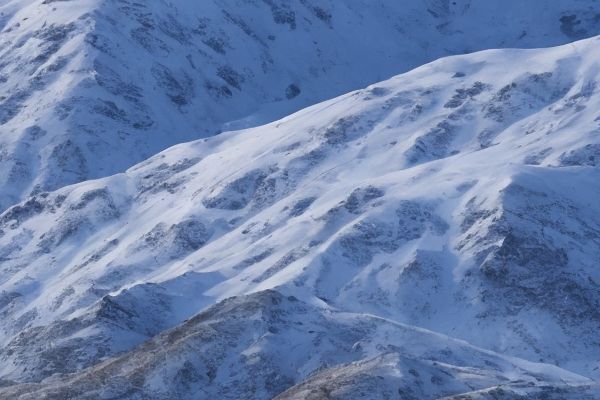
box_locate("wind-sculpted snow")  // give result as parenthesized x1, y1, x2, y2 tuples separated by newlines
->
(1, 0, 600, 211)
(2, 35, 600, 396)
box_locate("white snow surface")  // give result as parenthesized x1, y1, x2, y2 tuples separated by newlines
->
(0, 33, 600, 398)
(0, 0, 599, 210)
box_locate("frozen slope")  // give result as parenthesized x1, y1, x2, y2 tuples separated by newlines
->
(1, 0, 600, 210)
(1, 291, 597, 399)
(1, 35, 600, 396)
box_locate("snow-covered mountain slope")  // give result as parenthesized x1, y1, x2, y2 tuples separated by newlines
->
(1, 33, 600, 397)
(1, 0, 600, 211)
(2, 291, 597, 400)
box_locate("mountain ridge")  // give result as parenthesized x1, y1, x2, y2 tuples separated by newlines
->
(1, 290, 598, 399)
(0, 33, 599, 398)
(0, 0, 599, 210)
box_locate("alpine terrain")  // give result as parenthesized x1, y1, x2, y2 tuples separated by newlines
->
(0, 0, 599, 210)
(0, 1, 599, 399)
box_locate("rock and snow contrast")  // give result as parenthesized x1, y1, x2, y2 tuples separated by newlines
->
(0, 1, 600, 399)
(1, 26, 600, 397)
(0, 0, 600, 210)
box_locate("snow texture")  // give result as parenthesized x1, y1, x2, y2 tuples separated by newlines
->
(1, 30, 600, 398)
(0, 0, 599, 212)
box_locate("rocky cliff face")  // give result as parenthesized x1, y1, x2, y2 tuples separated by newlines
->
(0, 31, 599, 398)
(0, 0, 599, 210)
